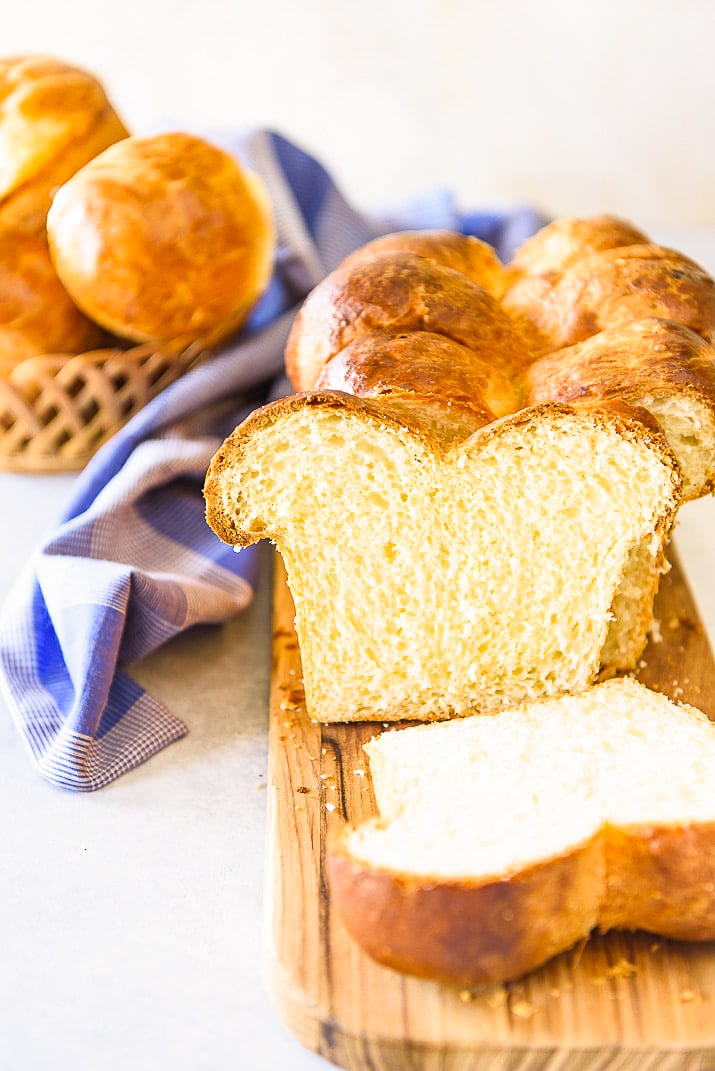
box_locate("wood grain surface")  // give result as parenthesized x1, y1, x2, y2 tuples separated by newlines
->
(264, 548, 715, 1071)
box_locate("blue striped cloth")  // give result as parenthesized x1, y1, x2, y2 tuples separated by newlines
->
(0, 129, 544, 791)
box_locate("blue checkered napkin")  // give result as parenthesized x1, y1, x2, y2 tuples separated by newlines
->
(0, 129, 544, 790)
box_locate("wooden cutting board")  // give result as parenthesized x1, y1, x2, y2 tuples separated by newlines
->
(265, 549, 715, 1071)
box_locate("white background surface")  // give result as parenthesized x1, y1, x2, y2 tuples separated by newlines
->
(3, 0, 715, 228)
(2, 3, 715, 1069)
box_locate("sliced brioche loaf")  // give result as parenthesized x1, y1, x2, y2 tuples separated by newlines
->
(273, 218, 715, 684)
(205, 394, 680, 723)
(327, 677, 715, 985)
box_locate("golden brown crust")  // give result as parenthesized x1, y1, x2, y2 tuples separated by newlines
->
(0, 225, 103, 366)
(315, 329, 522, 441)
(327, 829, 604, 986)
(340, 229, 511, 297)
(526, 318, 715, 406)
(504, 244, 715, 352)
(0, 55, 129, 232)
(46, 132, 275, 346)
(285, 222, 715, 497)
(327, 820, 715, 985)
(285, 251, 539, 391)
(510, 214, 649, 275)
(600, 822, 715, 940)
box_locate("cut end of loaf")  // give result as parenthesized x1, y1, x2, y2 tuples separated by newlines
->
(205, 394, 681, 723)
(526, 318, 715, 499)
(328, 678, 715, 985)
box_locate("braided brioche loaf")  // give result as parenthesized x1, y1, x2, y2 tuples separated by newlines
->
(205, 220, 715, 984)
(205, 214, 715, 722)
(293, 216, 715, 674)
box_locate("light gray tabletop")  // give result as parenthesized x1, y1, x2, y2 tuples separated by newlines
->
(1, 228, 714, 1071)
(0, 473, 332, 1070)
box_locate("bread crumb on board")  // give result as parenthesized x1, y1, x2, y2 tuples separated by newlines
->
(510, 998, 535, 1019)
(606, 958, 638, 979)
(589, 957, 638, 986)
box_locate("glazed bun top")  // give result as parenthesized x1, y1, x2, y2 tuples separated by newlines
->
(0, 54, 129, 231)
(47, 132, 276, 347)
(0, 223, 103, 367)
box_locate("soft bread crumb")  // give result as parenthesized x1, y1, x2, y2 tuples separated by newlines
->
(350, 679, 715, 878)
(209, 401, 679, 723)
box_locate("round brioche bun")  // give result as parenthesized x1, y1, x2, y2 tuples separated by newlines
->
(0, 224, 103, 367)
(0, 54, 129, 232)
(46, 132, 275, 347)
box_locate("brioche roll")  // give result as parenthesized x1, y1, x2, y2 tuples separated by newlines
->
(0, 225, 103, 367)
(47, 132, 275, 347)
(0, 54, 128, 232)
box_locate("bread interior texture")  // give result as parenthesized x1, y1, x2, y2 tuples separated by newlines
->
(640, 392, 715, 498)
(216, 400, 678, 722)
(350, 678, 715, 879)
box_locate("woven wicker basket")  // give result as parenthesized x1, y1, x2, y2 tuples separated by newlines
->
(0, 341, 206, 472)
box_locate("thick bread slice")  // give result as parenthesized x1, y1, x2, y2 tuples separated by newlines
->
(205, 393, 681, 722)
(327, 678, 715, 985)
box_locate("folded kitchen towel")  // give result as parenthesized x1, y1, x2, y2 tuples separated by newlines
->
(0, 129, 544, 790)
